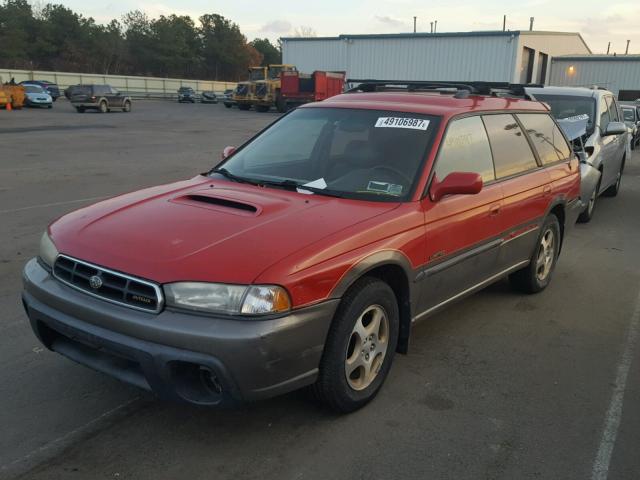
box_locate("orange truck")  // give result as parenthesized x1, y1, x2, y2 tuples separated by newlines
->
(279, 70, 345, 112)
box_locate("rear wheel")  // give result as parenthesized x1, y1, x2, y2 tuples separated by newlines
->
(509, 214, 561, 294)
(276, 94, 286, 113)
(311, 277, 399, 413)
(122, 100, 131, 112)
(603, 160, 624, 197)
(99, 101, 108, 113)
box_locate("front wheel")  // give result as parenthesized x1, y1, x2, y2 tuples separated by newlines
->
(122, 100, 131, 112)
(224, 103, 232, 109)
(99, 101, 108, 113)
(577, 180, 599, 223)
(311, 277, 399, 413)
(509, 214, 561, 294)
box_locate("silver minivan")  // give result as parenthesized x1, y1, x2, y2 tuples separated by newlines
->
(526, 86, 627, 223)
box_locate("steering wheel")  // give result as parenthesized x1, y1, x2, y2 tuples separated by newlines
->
(370, 166, 412, 186)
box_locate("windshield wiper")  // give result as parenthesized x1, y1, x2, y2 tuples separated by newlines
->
(211, 168, 261, 186)
(256, 178, 347, 198)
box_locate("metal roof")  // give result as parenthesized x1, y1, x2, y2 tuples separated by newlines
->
(553, 55, 640, 62)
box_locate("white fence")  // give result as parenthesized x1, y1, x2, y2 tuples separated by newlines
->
(0, 68, 236, 98)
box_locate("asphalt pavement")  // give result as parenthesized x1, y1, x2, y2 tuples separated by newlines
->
(1, 101, 638, 480)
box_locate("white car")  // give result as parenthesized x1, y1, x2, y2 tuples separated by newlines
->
(22, 84, 53, 108)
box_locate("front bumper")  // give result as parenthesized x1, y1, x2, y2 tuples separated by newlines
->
(22, 258, 338, 405)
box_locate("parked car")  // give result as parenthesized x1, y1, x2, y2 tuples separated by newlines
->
(526, 86, 627, 223)
(178, 87, 197, 103)
(621, 105, 640, 149)
(222, 88, 235, 108)
(69, 84, 132, 113)
(20, 80, 60, 101)
(201, 91, 218, 104)
(22, 83, 53, 108)
(23, 82, 581, 413)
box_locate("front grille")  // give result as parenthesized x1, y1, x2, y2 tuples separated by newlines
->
(236, 85, 248, 96)
(255, 84, 267, 97)
(53, 255, 163, 313)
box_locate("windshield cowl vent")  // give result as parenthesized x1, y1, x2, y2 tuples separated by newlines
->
(178, 194, 259, 214)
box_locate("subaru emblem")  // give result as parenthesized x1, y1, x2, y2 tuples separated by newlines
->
(89, 275, 103, 290)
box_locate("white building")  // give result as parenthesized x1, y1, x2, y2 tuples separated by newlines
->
(281, 31, 591, 84)
(550, 55, 640, 99)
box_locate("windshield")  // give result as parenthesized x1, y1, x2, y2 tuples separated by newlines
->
(622, 108, 635, 122)
(533, 94, 596, 133)
(249, 69, 265, 81)
(213, 108, 439, 201)
(24, 85, 45, 94)
(178, 87, 193, 93)
(268, 67, 283, 79)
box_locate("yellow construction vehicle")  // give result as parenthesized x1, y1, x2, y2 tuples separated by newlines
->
(252, 64, 297, 112)
(232, 66, 267, 110)
(0, 77, 25, 109)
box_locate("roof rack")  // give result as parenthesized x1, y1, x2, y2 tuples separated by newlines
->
(345, 80, 544, 98)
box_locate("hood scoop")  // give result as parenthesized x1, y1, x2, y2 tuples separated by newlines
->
(172, 193, 259, 215)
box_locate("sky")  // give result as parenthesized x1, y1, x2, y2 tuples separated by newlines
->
(48, 0, 640, 54)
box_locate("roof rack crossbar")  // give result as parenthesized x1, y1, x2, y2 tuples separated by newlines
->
(345, 79, 544, 98)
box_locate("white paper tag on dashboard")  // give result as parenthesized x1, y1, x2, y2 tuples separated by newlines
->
(375, 117, 430, 130)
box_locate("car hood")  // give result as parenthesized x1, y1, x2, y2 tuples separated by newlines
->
(26, 92, 50, 99)
(50, 176, 399, 284)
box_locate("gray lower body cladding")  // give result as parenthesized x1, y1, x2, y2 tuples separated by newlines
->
(22, 258, 339, 405)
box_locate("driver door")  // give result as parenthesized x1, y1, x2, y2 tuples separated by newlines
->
(417, 115, 503, 316)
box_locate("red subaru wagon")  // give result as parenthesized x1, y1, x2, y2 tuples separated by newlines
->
(23, 82, 582, 413)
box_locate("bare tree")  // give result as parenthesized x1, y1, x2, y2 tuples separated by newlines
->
(293, 26, 317, 37)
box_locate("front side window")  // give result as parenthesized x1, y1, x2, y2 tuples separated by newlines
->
(434, 116, 495, 183)
(517, 113, 571, 165)
(605, 96, 619, 122)
(214, 108, 440, 201)
(599, 97, 610, 131)
(482, 114, 538, 178)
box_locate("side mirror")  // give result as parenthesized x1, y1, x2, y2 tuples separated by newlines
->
(430, 172, 483, 202)
(221, 146, 236, 160)
(603, 121, 627, 136)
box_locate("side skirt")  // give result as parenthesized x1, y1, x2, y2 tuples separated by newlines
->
(411, 260, 529, 323)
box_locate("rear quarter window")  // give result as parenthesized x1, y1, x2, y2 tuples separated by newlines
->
(482, 114, 538, 178)
(517, 113, 571, 165)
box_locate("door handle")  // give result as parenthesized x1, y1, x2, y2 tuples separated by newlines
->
(489, 204, 501, 216)
(543, 185, 552, 196)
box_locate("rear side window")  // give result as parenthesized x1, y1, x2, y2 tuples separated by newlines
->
(517, 114, 571, 165)
(434, 116, 495, 183)
(482, 114, 538, 178)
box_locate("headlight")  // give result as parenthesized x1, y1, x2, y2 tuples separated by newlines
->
(39, 231, 59, 267)
(164, 283, 291, 316)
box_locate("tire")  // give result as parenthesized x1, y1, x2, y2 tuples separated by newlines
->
(99, 101, 108, 113)
(47, 105, 52, 109)
(509, 214, 561, 294)
(311, 277, 399, 413)
(276, 94, 286, 113)
(577, 178, 600, 224)
(224, 103, 232, 109)
(603, 160, 624, 197)
(238, 104, 250, 111)
(76, 107, 85, 113)
(123, 100, 131, 112)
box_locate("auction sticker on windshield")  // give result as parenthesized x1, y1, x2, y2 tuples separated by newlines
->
(375, 117, 430, 130)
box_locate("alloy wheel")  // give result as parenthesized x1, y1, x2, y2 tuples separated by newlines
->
(535, 229, 555, 282)
(344, 305, 389, 391)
